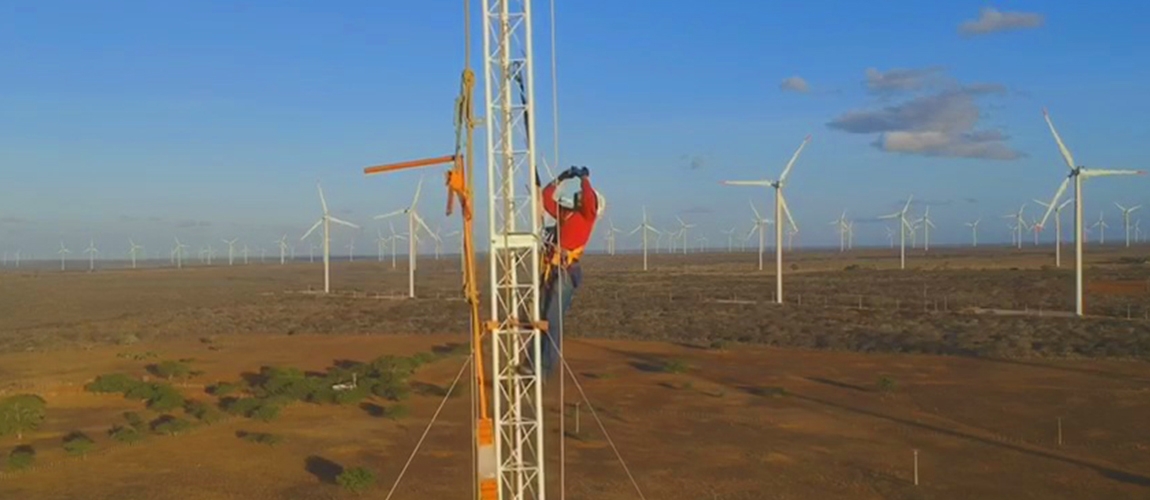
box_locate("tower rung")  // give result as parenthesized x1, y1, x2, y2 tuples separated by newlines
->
(490, 232, 538, 250)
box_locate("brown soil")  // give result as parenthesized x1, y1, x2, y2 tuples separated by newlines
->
(0, 247, 1148, 499)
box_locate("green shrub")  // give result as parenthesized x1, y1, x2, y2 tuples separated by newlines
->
(384, 404, 409, 420)
(208, 381, 242, 397)
(184, 400, 225, 424)
(109, 425, 145, 444)
(333, 387, 370, 406)
(151, 415, 193, 436)
(84, 373, 141, 394)
(149, 360, 193, 380)
(337, 466, 376, 493)
(660, 359, 689, 374)
(145, 384, 186, 412)
(122, 411, 147, 432)
(7, 446, 35, 471)
(0, 394, 47, 440)
(238, 431, 283, 446)
(62, 432, 95, 458)
(371, 380, 411, 402)
(251, 403, 281, 422)
(876, 376, 897, 394)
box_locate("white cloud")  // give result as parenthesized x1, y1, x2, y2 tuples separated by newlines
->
(779, 76, 810, 93)
(959, 7, 1044, 37)
(864, 66, 945, 94)
(827, 83, 1022, 160)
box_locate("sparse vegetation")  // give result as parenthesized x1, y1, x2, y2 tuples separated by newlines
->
(109, 425, 145, 444)
(0, 394, 47, 440)
(208, 381, 241, 397)
(85, 373, 141, 394)
(336, 466, 376, 494)
(185, 400, 226, 424)
(659, 358, 690, 374)
(238, 431, 283, 446)
(62, 431, 95, 458)
(876, 376, 897, 394)
(7, 445, 35, 471)
(384, 404, 409, 420)
(149, 360, 193, 380)
(151, 415, 193, 436)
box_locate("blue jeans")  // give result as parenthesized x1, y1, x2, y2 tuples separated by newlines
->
(531, 264, 581, 379)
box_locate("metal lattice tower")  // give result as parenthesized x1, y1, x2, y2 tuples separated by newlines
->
(482, 0, 545, 499)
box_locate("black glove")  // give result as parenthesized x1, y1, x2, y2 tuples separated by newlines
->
(576, 166, 590, 178)
(557, 166, 579, 181)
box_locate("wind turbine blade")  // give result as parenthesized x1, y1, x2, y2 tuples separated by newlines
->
(301, 219, 323, 241)
(1081, 169, 1145, 178)
(676, 216, 686, 226)
(1033, 199, 1050, 208)
(1037, 176, 1071, 229)
(373, 209, 406, 220)
(778, 134, 811, 185)
(779, 193, 797, 231)
(722, 180, 773, 187)
(317, 183, 329, 214)
(411, 175, 425, 207)
(902, 195, 914, 214)
(629, 226, 641, 235)
(749, 200, 762, 220)
(1043, 109, 1077, 171)
(414, 213, 436, 239)
(329, 216, 360, 229)
(877, 213, 899, 220)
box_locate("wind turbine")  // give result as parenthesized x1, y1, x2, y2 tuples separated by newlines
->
(57, 241, 71, 271)
(878, 196, 914, 270)
(604, 219, 623, 255)
(1091, 212, 1108, 245)
(629, 206, 660, 271)
(83, 239, 98, 272)
(845, 220, 854, 250)
(1134, 219, 1143, 243)
(964, 219, 981, 247)
(1115, 203, 1141, 247)
(1035, 109, 1146, 316)
(831, 211, 848, 252)
(172, 237, 188, 269)
(374, 175, 435, 298)
(1004, 204, 1027, 249)
(376, 229, 387, 262)
(242, 244, 250, 265)
(347, 237, 357, 262)
(917, 207, 936, 252)
(722, 135, 810, 303)
(301, 183, 360, 294)
(884, 226, 895, 249)
(387, 221, 406, 269)
(13, 249, 20, 268)
(674, 216, 694, 255)
(128, 239, 144, 269)
(746, 200, 773, 271)
(276, 235, 288, 265)
(222, 238, 239, 266)
(721, 226, 737, 253)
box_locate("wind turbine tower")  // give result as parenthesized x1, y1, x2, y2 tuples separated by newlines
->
(629, 206, 660, 271)
(58, 241, 71, 271)
(879, 196, 914, 270)
(722, 135, 810, 303)
(128, 239, 144, 269)
(964, 219, 981, 247)
(301, 183, 360, 294)
(375, 176, 436, 298)
(1036, 109, 1146, 316)
(84, 239, 98, 272)
(1116, 203, 1141, 247)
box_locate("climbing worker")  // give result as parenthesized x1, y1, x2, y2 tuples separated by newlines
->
(521, 165, 598, 380)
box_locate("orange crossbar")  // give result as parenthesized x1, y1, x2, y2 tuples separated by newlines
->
(363, 155, 457, 176)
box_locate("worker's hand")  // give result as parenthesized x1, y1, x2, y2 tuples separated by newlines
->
(576, 166, 590, 178)
(558, 166, 580, 181)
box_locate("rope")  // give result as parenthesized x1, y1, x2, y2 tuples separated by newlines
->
(547, 0, 566, 498)
(383, 355, 472, 500)
(561, 356, 648, 500)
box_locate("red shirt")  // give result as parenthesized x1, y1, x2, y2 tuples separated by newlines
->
(542, 177, 598, 251)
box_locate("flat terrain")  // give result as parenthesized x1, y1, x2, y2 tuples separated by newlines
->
(1, 246, 1149, 499)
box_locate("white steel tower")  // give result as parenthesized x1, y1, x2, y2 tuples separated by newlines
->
(483, 0, 545, 498)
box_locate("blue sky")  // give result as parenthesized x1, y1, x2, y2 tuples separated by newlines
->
(2, 1, 1149, 258)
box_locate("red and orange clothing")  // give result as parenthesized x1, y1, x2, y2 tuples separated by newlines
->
(541, 177, 599, 252)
